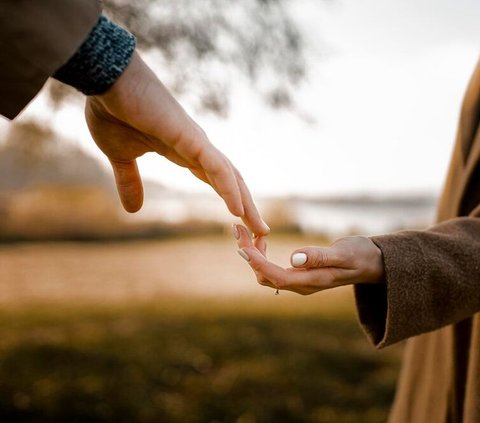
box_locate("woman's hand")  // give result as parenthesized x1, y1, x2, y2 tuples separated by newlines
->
(234, 224, 384, 295)
(85, 51, 270, 236)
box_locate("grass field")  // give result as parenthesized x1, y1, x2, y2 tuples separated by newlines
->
(0, 235, 402, 422)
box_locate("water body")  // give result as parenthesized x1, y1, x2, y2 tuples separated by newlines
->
(293, 196, 437, 237)
(140, 191, 438, 238)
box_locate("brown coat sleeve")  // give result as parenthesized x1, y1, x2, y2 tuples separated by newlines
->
(0, 0, 101, 119)
(354, 217, 480, 348)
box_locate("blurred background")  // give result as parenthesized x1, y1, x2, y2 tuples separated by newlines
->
(0, 0, 478, 422)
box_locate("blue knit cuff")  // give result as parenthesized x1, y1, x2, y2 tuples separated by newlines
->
(53, 16, 136, 95)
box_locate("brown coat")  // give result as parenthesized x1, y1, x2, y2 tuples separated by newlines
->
(0, 0, 101, 119)
(355, 58, 480, 422)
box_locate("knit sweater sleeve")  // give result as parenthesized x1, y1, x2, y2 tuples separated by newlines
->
(53, 16, 136, 95)
(354, 217, 480, 348)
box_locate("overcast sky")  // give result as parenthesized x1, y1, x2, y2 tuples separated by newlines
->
(5, 0, 480, 198)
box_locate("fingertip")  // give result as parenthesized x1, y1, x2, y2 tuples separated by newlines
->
(232, 223, 240, 240)
(110, 159, 144, 213)
(235, 225, 256, 251)
(291, 252, 307, 267)
(248, 221, 270, 238)
(118, 184, 144, 213)
(123, 197, 143, 213)
(255, 219, 271, 236)
(260, 221, 271, 236)
(236, 224, 250, 238)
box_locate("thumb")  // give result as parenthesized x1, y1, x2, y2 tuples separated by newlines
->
(290, 246, 340, 269)
(110, 159, 144, 213)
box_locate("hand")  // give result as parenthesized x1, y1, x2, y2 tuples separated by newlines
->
(84, 51, 270, 236)
(234, 224, 384, 295)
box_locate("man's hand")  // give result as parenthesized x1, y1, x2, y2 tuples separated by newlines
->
(85, 51, 270, 236)
(234, 224, 384, 295)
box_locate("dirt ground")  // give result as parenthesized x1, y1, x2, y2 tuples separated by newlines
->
(0, 233, 353, 310)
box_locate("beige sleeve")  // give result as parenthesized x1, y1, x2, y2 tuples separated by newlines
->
(354, 217, 480, 348)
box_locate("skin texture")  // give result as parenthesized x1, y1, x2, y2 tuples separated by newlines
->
(234, 224, 385, 295)
(85, 51, 270, 236)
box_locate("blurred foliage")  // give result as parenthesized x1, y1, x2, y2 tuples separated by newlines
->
(0, 302, 401, 423)
(0, 185, 124, 241)
(0, 121, 121, 240)
(0, 121, 112, 192)
(262, 198, 301, 233)
(0, 121, 179, 241)
(51, 0, 311, 115)
(0, 121, 305, 241)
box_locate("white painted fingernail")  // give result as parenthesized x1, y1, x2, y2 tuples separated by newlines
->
(237, 249, 250, 262)
(291, 253, 307, 267)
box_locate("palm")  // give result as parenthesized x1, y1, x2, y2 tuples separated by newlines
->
(235, 224, 383, 295)
(83, 51, 269, 236)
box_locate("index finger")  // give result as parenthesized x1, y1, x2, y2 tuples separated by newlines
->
(241, 247, 335, 292)
(198, 147, 245, 217)
(161, 125, 246, 218)
(232, 167, 270, 236)
(195, 151, 269, 235)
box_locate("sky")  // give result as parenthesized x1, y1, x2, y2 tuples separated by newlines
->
(3, 0, 479, 198)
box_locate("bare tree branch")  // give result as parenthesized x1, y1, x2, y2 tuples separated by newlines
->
(50, 0, 311, 116)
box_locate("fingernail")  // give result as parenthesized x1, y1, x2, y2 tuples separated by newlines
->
(232, 224, 240, 240)
(262, 221, 271, 233)
(237, 249, 250, 262)
(291, 252, 307, 267)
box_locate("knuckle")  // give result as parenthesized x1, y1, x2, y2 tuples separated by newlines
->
(311, 250, 327, 267)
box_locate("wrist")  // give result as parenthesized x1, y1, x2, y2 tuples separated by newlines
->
(364, 238, 385, 284)
(54, 16, 136, 95)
